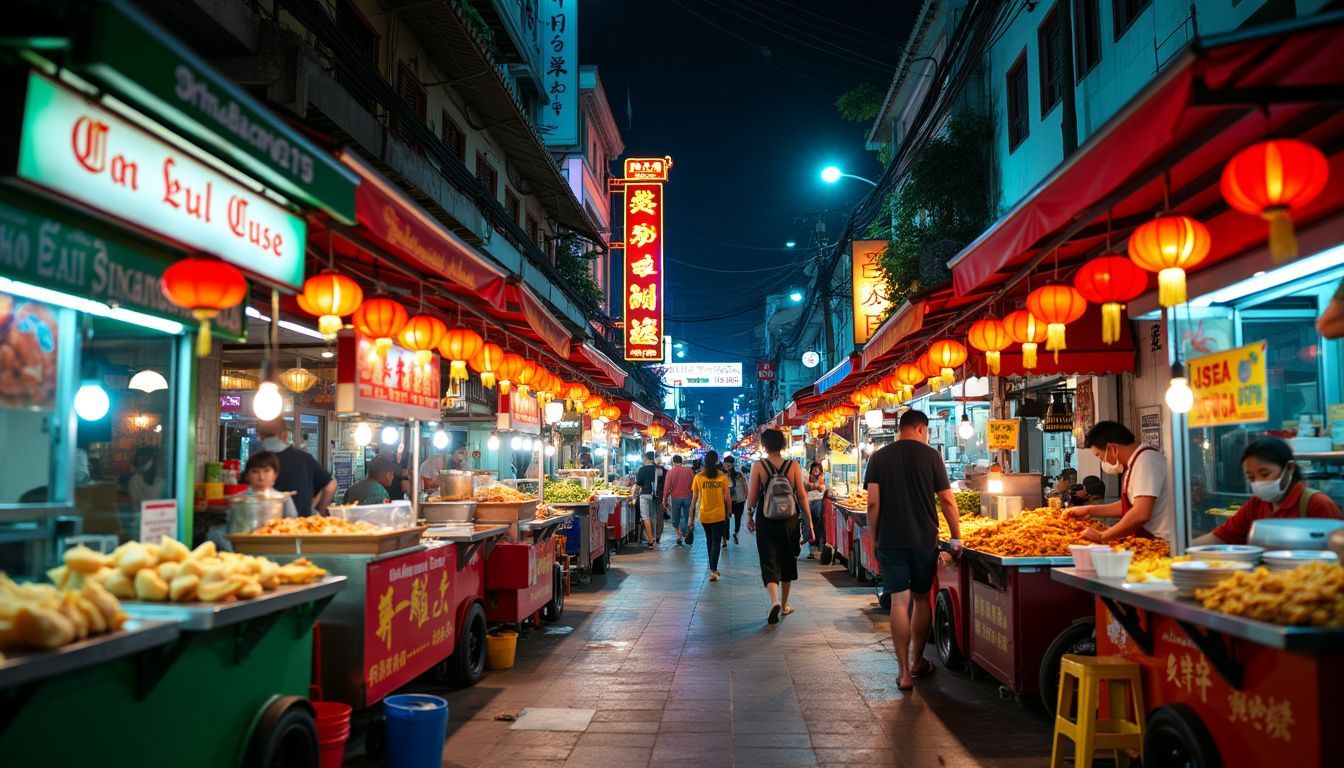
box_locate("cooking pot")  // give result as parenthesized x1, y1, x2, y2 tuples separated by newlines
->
(1247, 518, 1344, 551)
(226, 491, 291, 533)
(438, 470, 477, 499)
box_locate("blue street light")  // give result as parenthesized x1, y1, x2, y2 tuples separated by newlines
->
(788, 291, 803, 302)
(785, 240, 796, 248)
(820, 165, 878, 187)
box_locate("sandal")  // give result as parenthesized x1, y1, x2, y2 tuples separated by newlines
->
(781, 606, 794, 616)
(910, 659, 936, 678)
(768, 604, 781, 624)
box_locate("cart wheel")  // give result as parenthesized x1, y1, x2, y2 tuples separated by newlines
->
(447, 602, 488, 687)
(591, 542, 609, 575)
(364, 712, 386, 760)
(819, 544, 834, 565)
(934, 590, 965, 671)
(541, 564, 564, 622)
(243, 696, 319, 768)
(1144, 704, 1221, 768)
(1038, 618, 1096, 715)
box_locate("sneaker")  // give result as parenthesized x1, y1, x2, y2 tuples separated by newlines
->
(806, 553, 816, 560)
(733, 534, 739, 544)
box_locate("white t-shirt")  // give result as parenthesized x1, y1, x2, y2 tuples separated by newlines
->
(1125, 447, 1174, 542)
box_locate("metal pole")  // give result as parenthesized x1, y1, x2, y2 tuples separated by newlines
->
(409, 418, 420, 517)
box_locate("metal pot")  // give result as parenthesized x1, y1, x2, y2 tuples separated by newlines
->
(1248, 518, 1344, 551)
(437, 470, 476, 499)
(226, 492, 289, 533)
(422, 500, 477, 524)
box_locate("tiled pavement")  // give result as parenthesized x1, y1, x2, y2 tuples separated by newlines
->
(354, 529, 1054, 767)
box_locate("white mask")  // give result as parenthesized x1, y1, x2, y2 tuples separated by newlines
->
(1250, 467, 1292, 503)
(1100, 448, 1124, 476)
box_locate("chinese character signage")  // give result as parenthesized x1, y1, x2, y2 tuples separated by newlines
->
(363, 547, 455, 703)
(336, 331, 442, 421)
(16, 72, 306, 289)
(659, 363, 743, 388)
(756, 362, 776, 381)
(623, 157, 671, 181)
(851, 240, 892, 345)
(623, 180, 664, 361)
(1187, 341, 1268, 428)
(986, 420, 1019, 450)
(497, 387, 541, 435)
(536, 0, 578, 146)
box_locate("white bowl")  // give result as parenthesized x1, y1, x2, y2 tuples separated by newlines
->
(1069, 544, 1112, 570)
(1261, 550, 1339, 572)
(1092, 549, 1134, 579)
(1187, 544, 1264, 564)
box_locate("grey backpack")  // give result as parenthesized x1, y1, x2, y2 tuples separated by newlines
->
(760, 460, 798, 520)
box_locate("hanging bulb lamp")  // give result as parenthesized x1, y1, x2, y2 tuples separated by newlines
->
(469, 342, 504, 389)
(1004, 310, 1048, 370)
(1166, 363, 1195, 414)
(1128, 215, 1211, 308)
(1026, 284, 1087, 362)
(1221, 139, 1329, 264)
(439, 328, 484, 382)
(297, 270, 363, 339)
(160, 258, 248, 357)
(1073, 256, 1147, 344)
(353, 296, 409, 356)
(967, 318, 1012, 375)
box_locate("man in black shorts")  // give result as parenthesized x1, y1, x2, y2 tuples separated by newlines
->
(864, 409, 961, 691)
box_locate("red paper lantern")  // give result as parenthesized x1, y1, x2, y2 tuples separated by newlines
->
(1221, 139, 1329, 263)
(296, 270, 363, 339)
(514, 359, 539, 395)
(1003, 310, 1048, 370)
(928, 339, 968, 381)
(967, 318, 1012, 374)
(1026, 284, 1087, 361)
(1128, 215, 1211, 308)
(353, 296, 409, 356)
(496, 353, 525, 394)
(916, 352, 945, 391)
(602, 404, 621, 421)
(160, 258, 248, 357)
(438, 328, 484, 382)
(398, 314, 447, 366)
(1073, 256, 1147, 344)
(583, 394, 604, 414)
(469, 342, 504, 389)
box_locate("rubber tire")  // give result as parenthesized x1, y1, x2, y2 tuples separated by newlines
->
(242, 696, 319, 768)
(541, 564, 564, 622)
(934, 590, 965, 671)
(1038, 618, 1096, 715)
(1144, 703, 1222, 768)
(447, 602, 488, 687)
(591, 542, 609, 574)
(819, 544, 834, 565)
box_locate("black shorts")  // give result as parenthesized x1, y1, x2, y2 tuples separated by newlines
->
(875, 547, 937, 595)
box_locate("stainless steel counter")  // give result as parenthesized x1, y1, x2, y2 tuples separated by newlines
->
(962, 548, 1075, 568)
(519, 511, 575, 533)
(421, 524, 511, 543)
(0, 619, 180, 690)
(121, 576, 346, 631)
(1052, 567, 1344, 651)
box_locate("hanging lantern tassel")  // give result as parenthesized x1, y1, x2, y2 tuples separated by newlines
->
(1046, 323, 1066, 360)
(1158, 268, 1188, 308)
(985, 350, 1001, 375)
(1101, 302, 1123, 344)
(193, 309, 217, 357)
(1264, 206, 1296, 263)
(450, 360, 469, 382)
(480, 372, 496, 389)
(1022, 343, 1038, 370)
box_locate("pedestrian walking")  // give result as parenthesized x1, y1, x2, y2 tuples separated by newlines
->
(634, 451, 665, 548)
(723, 456, 747, 545)
(864, 409, 962, 690)
(662, 455, 695, 546)
(691, 450, 731, 581)
(804, 462, 827, 559)
(746, 428, 808, 624)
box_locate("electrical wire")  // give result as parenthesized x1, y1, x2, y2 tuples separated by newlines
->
(675, 233, 822, 252)
(664, 255, 812, 274)
(763, 0, 905, 43)
(723, 0, 900, 69)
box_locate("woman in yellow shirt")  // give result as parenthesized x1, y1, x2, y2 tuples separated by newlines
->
(691, 450, 732, 581)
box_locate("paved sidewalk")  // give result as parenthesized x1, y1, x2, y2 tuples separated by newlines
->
(373, 529, 1052, 767)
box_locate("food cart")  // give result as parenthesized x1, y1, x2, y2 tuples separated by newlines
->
(1053, 568, 1344, 766)
(595, 493, 635, 549)
(484, 511, 573, 628)
(555, 501, 610, 576)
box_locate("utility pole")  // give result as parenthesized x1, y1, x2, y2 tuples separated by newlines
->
(1059, 0, 1079, 156)
(816, 219, 836, 368)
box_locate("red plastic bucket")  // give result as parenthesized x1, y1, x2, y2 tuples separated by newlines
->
(312, 701, 352, 768)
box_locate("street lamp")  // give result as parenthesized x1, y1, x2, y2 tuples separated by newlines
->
(788, 291, 804, 302)
(820, 165, 878, 187)
(785, 240, 797, 248)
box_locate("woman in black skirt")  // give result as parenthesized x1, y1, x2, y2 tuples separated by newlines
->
(746, 427, 809, 624)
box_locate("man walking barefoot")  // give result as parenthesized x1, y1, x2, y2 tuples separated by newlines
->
(864, 410, 961, 691)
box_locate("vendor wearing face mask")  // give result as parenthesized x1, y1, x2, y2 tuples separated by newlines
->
(1191, 437, 1341, 546)
(1068, 421, 1174, 543)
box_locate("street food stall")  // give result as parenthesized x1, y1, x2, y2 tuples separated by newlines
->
(484, 510, 573, 627)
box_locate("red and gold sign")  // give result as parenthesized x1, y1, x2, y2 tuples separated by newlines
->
(851, 240, 891, 345)
(623, 156, 672, 181)
(363, 547, 455, 703)
(623, 180, 664, 361)
(336, 330, 441, 421)
(498, 387, 541, 435)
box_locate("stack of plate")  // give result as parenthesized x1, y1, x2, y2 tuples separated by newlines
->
(1261, 550, 1339, 572)
(1186, 544, 1264, 565)
(1169, 560, 1254, 598)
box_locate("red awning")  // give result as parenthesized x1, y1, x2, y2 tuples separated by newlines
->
(618, 400, 654, 427)
(950, 15, 1344, 299)
(861, 300, 926, 370)
(509, 284, 572, 359)
(575, 342, 627, 388)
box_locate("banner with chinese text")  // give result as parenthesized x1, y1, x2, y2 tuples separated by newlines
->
(1188, 341, 1268, 428)
(336, 331, 442, 421)
(623, 180, 664, 360)
(986, 420, 1019, 450)
(537, 0, 578, 146)
(363, 547, 455, 703)
(756, 361, 776, 380)
(851, 240, 892, 345)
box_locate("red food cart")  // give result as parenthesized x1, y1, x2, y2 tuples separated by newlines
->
(557, 500, 611, 576)
(484, 512, 572, 627)
(1053, 568, 1344, 766)
(596, 494, 635, 549)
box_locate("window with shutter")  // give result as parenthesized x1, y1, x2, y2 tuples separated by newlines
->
(1074, 0, 1102, 80)
(395, 62, 427, 154)
(1038, 6, 1064, 116)
(475, 153, 498, 199)
(505, 189, 521, 225)
(441, 110, 467, 163)
(1006, 52, 1030, 151)
(1112, 0, 1152, 40)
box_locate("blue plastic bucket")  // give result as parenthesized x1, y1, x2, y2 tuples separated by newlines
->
(384, 694, 449, 768)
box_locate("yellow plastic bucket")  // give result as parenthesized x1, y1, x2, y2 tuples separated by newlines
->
(486, 630, 518, 670)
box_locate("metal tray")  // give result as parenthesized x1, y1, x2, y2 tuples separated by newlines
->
(520, 511, 575, 533)
(227, 526, 428, 555)
(474, 500, 539, 522)
(421, 523, 511, 543)
(962, 547, 1075, 567)
(120, 576, 346, 631)
(421, 500, 477, 523)
(0, 619, 180, 690)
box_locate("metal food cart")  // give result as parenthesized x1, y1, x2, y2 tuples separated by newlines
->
(555, 501, 610, 576)
(484, 512, 573, 627)
(595, 494, 635, 548)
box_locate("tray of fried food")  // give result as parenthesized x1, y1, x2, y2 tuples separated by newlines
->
(0, 570, 128, 652)
(1110, 535, 1171, 564)
(229, 517, 428, 554)
(938, 514, 998, 541)
(961, 508, 1105, 557)
(1196, 561, 1344, 627)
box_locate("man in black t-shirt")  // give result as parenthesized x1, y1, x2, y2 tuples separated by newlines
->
(257, 419, 337, 516)
(863, 409, 961, 691)
(634, 451, 664, 548)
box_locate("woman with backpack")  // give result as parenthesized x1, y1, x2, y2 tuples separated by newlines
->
(746, 428, 810, 624)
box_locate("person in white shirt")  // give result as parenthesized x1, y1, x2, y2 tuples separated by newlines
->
(1068, 421, 1174, 542)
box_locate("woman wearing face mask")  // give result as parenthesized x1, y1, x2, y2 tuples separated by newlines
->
(1068, 421, 1175, 543)
(1191, 437, 1341, 546)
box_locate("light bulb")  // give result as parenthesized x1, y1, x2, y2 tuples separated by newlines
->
(74, 382, 110, 421)
(545, 401, 565, 424)
(510, 436, 522, 451)
(1166, 364, 1194, 414)
(128, 370, 168, 393)
(487, 433, 501, 451)
(544, 444, 556, 457)
(381, 426, 400, 445)
(320, 349, 334, 359)
(863, 408, 883, 430)
(252, 381, 283, 421)
(432, 429, 449, 450)
(353, 422, 373, 446)
(595, 446, 607, 457)
(958, 416, 975, 440)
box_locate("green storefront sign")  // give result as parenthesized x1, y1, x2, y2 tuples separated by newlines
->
(0, 190, 245, 338)
(75, 0, 358, 224)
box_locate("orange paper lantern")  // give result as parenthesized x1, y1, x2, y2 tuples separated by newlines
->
(439, 328, 484, 382)
(602, 405, 621, 421)
(916, 352, 944, 392)
(567, 382, 590, 409)
(398, 314, 447, 366)
(928, 339, 968, 382)
(1221, 139, 1329, 263)
(1127, 215, 1211, 307)
(1073, 256, 1147, 344)
(297, 270, 363, 339)
(1026, 284, 1087, 361)
(895, 362, 925, 401)
(353, 296, 409, 356)
(583, 394, 605, 414)
(469, 342, 504, 389)
(496, 353, 525, 394)
(967, 318, 1011, 374)
(514, 359, 539, 396)
(161, 258, 248, 357)
(1003, 310, 1047, 370)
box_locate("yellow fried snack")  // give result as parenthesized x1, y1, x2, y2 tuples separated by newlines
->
(158, 535, 191, 563)
(157, 561, 181, 582)
(81, 580, 127, 631)
(102, 570, 136, 600)
(117, 543, 155, 576)
(197, 578, 243, 603)
(14, 604, 76, 649)
(473, 484, 537, 503)
(134, 568, 170, 601)
(962, 508, 1106, 557)
(64, 545, 111, 574)
(1196, 562, 1344, 627)
(169, 574, 199, 602)
(252, 517, 384, 535)
(234, 576, 263, 600)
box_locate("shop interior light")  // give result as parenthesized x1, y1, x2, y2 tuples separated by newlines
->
(1189, 243, 1344, 307)
(1165, 362, 1195, 414)
(74, 380, 110, 421)
(544, 400, 565, 425)
(128, 370, 169, 393)
(432, 429, 449, 450)
(252, 381, 283, 421)
(320, 349, 334, 359)
(245, 306, 325, 340)
(958, 415, 975, 440)
(487, 432, 501, 451)
(626, 453, 639, 463)
(863, 408, 884, 431)
(353, 422, 373, 446)
(987, 465, 1004, 494)
(0, 276, 185, 335)
(510, 436, 523, 451)
(544, 444, 556, 457)
(380, 425, 400, 445)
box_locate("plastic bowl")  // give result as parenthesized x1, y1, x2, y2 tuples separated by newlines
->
(1092, 549, 1133, 579)
(1068, 544, 1110, 570)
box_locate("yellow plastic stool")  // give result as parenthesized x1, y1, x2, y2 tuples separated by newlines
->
(1050, 654, 1146, 767)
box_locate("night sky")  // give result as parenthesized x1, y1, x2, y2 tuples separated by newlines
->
(580, 1, 914, 442)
